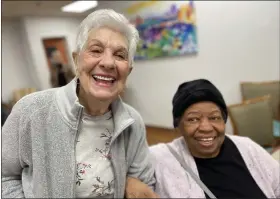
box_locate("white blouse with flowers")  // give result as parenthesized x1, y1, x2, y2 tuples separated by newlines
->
(75, 110, 115, 198)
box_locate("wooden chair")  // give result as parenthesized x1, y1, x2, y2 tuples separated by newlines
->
(228, 95, 274, 148)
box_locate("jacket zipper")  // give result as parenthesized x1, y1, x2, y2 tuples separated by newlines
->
(72, 107, 84, 198)
(111, 154, 118, 198)
(110, 120, 134, 198)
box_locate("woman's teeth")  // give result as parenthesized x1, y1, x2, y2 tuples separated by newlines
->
(198, 137, 214, 141)
(196, 137, 215, 147)
(93, 75, 115, 82)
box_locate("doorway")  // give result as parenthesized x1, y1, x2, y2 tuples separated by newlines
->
(42, 37, 75, 88)
(42, 37, 70, 70)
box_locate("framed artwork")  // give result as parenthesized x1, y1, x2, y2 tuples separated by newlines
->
(125, 1, 198, 60)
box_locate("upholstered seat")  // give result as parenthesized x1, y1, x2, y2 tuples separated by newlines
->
(240, 81, 280, 119)
(228, 96, 274, 147)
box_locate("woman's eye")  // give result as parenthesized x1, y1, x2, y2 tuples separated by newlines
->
(210, 116, 222, 121)
(188, 118, 199, 122)
(115, 54, 125, 60)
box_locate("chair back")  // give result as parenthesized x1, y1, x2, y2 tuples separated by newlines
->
(228, 95, 274, 147)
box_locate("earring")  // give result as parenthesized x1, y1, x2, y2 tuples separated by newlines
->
(75, 66, 80, 77)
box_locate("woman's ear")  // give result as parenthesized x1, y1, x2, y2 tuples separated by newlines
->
(174, 119, 184, 135)
(128, 67, 133, 75)
(72, 52, 79, 76)
(175, 126, 181, 134)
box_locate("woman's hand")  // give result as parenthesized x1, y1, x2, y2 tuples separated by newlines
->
(125, 176, 159, 198)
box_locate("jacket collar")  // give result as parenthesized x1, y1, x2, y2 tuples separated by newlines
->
(55, 78, 135, 133)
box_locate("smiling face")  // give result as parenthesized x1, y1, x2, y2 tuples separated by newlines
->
(178, 101, 226, 158)
(73, 27, 132, 102)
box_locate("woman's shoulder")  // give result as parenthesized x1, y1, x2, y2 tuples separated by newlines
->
(227, 134, 252, 143)
(12, 88, 58, 115)
(122, 102, 145, 126)
(227, 135, 274, 159)
(149, 137, 185, 158)
(122, 102, 141, 116)
(227, 134, 261, 149)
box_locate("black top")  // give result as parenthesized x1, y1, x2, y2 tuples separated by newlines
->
(194, 136, 267, 199)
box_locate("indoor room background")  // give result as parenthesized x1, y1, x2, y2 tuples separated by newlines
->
(2, 1, 279, 148)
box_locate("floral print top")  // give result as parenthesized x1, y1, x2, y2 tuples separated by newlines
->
(75, 110, 115, 198)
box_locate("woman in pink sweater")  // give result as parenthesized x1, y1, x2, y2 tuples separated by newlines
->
(126, 79, 280, 198)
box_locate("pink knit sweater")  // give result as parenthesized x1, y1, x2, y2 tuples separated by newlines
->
(149, 135, 280, 198)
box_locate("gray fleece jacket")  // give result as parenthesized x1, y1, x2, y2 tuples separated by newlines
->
(2, 78, 155, 198)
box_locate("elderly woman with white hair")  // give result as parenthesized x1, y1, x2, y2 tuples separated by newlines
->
(2, 9, 156, 198)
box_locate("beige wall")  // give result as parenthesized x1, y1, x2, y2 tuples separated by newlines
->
(2, 1, 279, 134)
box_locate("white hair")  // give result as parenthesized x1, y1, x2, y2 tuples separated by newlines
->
(75, 9, 139, 67)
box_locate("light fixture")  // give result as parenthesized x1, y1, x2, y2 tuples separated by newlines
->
(61, 1, 98, 13)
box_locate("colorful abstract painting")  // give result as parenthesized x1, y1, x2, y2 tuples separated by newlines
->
(125, 1, 198, 60)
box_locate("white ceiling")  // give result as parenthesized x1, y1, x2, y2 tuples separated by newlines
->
(1, 1, 134, 18)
